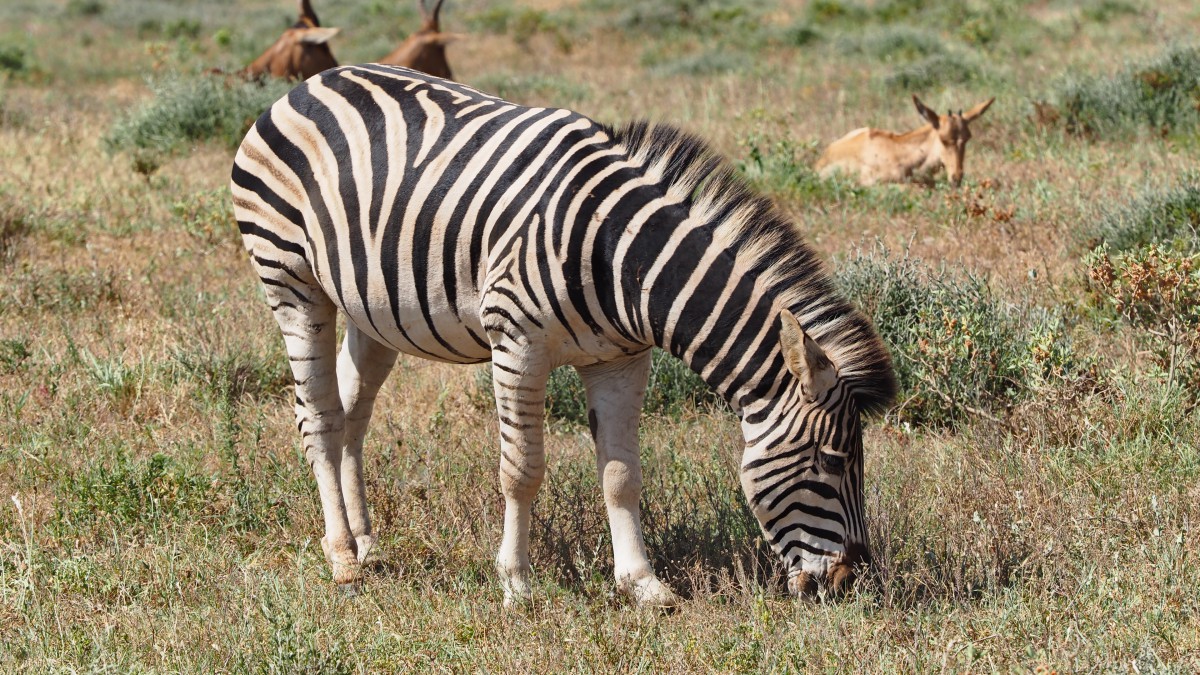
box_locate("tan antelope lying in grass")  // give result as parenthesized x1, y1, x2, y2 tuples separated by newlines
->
(376, 0, 460, 80)
(242, 0, 340, 81)
(816, 95, 995, 187)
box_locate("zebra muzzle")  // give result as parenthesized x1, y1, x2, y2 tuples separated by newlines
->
(787, 541, 871, 599)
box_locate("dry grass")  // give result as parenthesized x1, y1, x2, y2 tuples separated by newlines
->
(2, 0, 1199, 671)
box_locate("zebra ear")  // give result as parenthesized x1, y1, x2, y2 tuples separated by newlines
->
(780, 310, 837, 404)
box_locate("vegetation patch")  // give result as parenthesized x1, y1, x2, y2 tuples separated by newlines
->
(470, 73, 591, 106)
(475, 348, 721, 427)
(1054, 44, 1200, 138)
(104, 74, 293, 172)
(1086, 244, 1200, 397)
(836, 246, 1080, 428)
(839, 24, 946, 61)
(737, 135, 917, 213)
(52, 449, 213, 536)
(1088, 179, 1200, 254)
(884, 53, 982, 91)
(0, 193, 30, 265)
(173, 188, 239, 249)
(0, 267, 120, 314)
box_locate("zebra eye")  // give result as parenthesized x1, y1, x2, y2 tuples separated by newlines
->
(821, 453, 846, 474)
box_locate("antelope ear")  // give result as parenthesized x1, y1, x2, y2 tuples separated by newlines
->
(297, 27, 340, 44)
(963, 97, 995, 122)
(912, 94, 940, 128)
(780, 310, 837, 403)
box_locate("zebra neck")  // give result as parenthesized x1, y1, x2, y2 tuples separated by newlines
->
(609, 203, 788, 418)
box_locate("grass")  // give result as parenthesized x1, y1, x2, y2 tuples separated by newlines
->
(2, 0, 1200, 671)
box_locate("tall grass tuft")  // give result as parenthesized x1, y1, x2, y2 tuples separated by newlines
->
(836, 245, 1079, 428)
(105, 74, 293, 171)
(1055, 44, 1200, 137)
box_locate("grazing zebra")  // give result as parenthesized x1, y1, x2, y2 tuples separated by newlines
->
(230, 65, 896, 606)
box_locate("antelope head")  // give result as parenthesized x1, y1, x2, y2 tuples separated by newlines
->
(377, 0, 461, 80)
(242, 0, 340, 82)
(913, 95, 995, 187)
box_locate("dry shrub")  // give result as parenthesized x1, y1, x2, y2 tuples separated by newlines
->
(1086, 244, 1200, 396)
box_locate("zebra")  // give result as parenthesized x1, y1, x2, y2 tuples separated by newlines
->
(230, 65, 897, 606)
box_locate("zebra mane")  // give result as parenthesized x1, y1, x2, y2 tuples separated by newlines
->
(605, 120, 898, 414)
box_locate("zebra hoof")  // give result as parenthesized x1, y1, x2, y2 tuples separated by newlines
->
(622, 576, 681, 610)
(355, 534, 378, 565)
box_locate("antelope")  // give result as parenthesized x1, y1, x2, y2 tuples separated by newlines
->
(816, 95, 995, 187)
(242, 0, 340, 82)
(376, 0, 460, 80)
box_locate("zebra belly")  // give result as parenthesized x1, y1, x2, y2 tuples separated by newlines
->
(333, 280, 493, 365)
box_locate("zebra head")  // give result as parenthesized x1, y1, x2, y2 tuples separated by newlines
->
(740, 309, 872, 597)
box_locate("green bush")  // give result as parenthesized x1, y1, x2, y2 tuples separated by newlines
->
(836, 246, 1078, 428)
(475, 348, 721, 426)
(1055, 44, 1200, 137)
(840, 25, 946, 61)
(104, 74, 293, 171)
(884, 53, 981, 91)
(1089, 180, 1200, 254)
(0, 42, 32, 77)
(649, 50, 752, 77)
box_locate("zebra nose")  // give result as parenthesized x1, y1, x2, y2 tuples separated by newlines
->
(786, 542, 871, 600)
(826, 541, 871, 596)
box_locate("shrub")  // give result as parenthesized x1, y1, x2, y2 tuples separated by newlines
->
(836, 245, 1079, 427)
(470, 73, 590, 106)
(1088, 180, 1200, 254)
(65, 0, 105, 16)
(884, 53, 981, 91)
(840, 25, 946, 61)
(0, 42, 32, 77)
(105, 74, 293, 171)
(649, 50, 752, 77)
(475, 349, 721, 426)
(1055, 44, 1200, 137)
(1086, 244, 1200, 396)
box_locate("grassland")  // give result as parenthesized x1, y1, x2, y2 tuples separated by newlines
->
(2, 0, 1199, 671)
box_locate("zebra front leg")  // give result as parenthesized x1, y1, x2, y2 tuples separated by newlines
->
(578, 352, 681, 608)
(489, 340, 549, 607)
(337, 324, 399, 565)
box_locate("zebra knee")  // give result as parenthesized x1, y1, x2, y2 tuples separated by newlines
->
(601, 459, 642, 505)
(499, 454, 545, 501)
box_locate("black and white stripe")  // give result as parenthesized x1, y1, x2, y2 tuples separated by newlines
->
(231, 65, 896, 599)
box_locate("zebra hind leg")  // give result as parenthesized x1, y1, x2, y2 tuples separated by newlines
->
(577, 352, 681, 608)
(336, 323, 399, 565)
(254, 261, 361, 591)
(488, 338, 550, 607)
